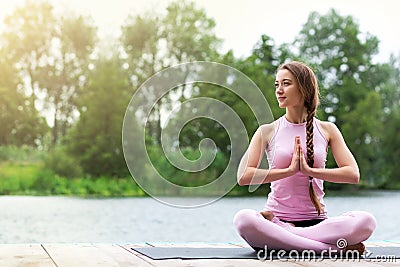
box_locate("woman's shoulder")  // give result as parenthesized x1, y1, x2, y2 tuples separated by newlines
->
(259, 117, 281, 131)
(257, 119, 281, 142)
(315, 119, 341, 141)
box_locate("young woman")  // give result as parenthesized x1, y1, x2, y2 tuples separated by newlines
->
(233, 61, 376, 253)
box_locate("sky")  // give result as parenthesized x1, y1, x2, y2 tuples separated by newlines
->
(0, 0, 399, 63)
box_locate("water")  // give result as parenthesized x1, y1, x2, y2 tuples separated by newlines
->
(0, 191, 399, 243)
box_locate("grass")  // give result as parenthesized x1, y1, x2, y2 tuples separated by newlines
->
(0, 146, 149, 197)
(0, 161, 146, 197)
(0, 162, 39, 194)
(0, 160, 261, 197)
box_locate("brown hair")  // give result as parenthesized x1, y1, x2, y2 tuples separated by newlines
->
(278, 61, 323, 215)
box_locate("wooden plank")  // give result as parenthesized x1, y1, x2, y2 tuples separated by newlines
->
(297, 259, 393, 267)
(171, 259, 302, 267)
(119, 243, 154, 266)
(368, 241, 400, 247)
(0, 243, 397, 267)
(385, 240, 400, 245)
(249, 250, 387, 267)
(94, 244, 154, 267)
(378, 241, 400, 246)
(0, 244, 55, 267)
(368, 262, 399, 267)
(121, 243, 191, 267)
(366, 241, 384, 247)
(228, 242, 251, 248)
(43, 243, 152, 267)
(0, 244, 54, 267)
(373, 262, 400, 267)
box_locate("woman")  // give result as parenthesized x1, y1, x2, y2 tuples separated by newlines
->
(233, 61, 376, 253)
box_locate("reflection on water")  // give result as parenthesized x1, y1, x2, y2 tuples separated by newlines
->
(0, 191, 398, 243)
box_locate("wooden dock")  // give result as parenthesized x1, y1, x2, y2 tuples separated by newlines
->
(0, 241, 399, 266)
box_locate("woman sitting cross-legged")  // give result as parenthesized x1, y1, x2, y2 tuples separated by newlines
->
(233, 61, 376, 254)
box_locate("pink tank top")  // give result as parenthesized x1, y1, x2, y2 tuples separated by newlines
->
(265, 116, 328, 221)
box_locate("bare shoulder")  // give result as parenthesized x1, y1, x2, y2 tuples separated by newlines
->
(316, 120, 341, 143)
(257, 120, 278, 143)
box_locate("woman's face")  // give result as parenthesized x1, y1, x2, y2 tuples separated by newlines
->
(275, 69, 304, 109)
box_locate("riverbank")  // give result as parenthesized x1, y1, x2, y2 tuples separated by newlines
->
(0, 161, 143, 197)
(0, 160, 266, 197)
(1, 161, 399, 197)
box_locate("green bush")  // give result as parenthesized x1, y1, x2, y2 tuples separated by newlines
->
(43, 146, 83, 178)
(146, 145, 230, 190)
(0, 162, 41, 194)
(0, 145, 43, 162)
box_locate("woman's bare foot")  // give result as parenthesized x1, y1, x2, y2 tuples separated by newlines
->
(260, 210, 295, 227)
(345, 242, 365, 254)
(260, 210, 275, 221)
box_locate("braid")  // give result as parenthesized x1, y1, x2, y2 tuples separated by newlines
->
(306, 109, 323, 216)
(306, 111, 315, 168)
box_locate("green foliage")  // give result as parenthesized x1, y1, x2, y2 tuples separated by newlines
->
(1, 1, 97, 146)
(295, 9, 380, 125)
(0, 146, 144, 196)
(146, 145, 229, 188)
(235, 35, 285, 120)
(30, 174, 145, 197)
(0, 95, 49, 146)
(380, 107, 400, 187)
(0, 145, 43, 162)
(342, 91, 383, 186)
(0, 162, 40, 194)
(67, 56, 130, 178)
(290, 8, 397, 189)
(121, 0, 222, 146)
(42, 146, 83, 178)
(0, 52, 48, 146)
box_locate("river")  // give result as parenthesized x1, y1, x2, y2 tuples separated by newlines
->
(0, 191, 398, 243)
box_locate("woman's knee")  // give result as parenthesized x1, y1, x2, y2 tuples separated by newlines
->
(359, 211, 377, 236)
(233, 209, 259, 232)
(346, 211, 377, 238)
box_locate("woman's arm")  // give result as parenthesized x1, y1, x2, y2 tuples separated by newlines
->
(299, 121, 360, 184)
(237, 124, 299, 185)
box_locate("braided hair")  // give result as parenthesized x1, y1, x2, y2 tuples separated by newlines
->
(278, 61, 323, 216)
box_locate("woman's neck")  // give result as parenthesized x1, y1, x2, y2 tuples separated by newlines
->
(285, 107, 308, 124)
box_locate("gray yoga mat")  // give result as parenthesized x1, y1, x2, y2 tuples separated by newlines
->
(131, 246, 400, 260)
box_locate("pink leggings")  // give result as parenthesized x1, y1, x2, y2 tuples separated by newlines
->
(233, 209, 376, 252)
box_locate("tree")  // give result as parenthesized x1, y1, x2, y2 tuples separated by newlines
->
(237, 35, 284, 120)
(295, 9, 380, 126)
(0, 46, 48, 146)
(293, 9, 387, 186)
(2, 1, 97, 146)
(378, 55, 400, 114)
(341, 91, 383, 185)
(379, 54, 400, 186)
(67, 55, 131, 177)
(121, 0, 221, 145)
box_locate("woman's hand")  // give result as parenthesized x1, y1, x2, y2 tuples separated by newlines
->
(287, 136, 301, 175)
(299, 145, 313, 177)
(290, 136, 314, 177)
